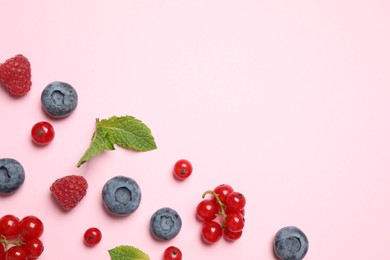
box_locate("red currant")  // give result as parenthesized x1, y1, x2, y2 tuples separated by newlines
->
(31, 121, 55, 145)
(225, 212, 245, 233)
(201, 221, 222, 244)
(163, 246, 182, 260)
(24, 238, 44, 259)
(18, 216, 44, 241)
(225, 191, 246, 212)
(83, 227, 102, 246)
(6, 246, 26, 260)
(0, 242, 5, 256)
(223, 229, 243, 241)
(196, 199, 220, 222)
(173, 159, 193, 180)
(213, 184, 234, 204)
(0, 215, 20, 239)
(225, 207, 245, 216)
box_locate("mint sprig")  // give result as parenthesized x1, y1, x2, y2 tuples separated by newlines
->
(108, 245, 150, 260)
(77, 116, 157, 167)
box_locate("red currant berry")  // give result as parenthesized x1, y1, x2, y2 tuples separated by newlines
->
(196, 199, 220, 222)
(31, 121, 55, 145)
(225, 207, 245, 216)
(18, 216, 44, 241)
(6, 246, 27, 260)
(24, 238, 44, 259)
(201, 221, 222, 244)
(225, 191, 246, 212)
(0, 242, 5, 255)
(163, 246, 182, 260)
(173, 159, 193, 180)
(83, 227, 102, 246)
(225, 212, 245, 233)
(223, 228, 243, 241)
(213, 184, 234, 204)
(0, 215, 20, 239)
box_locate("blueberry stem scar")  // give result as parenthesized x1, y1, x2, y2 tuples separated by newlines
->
(0, 166, 10, 179)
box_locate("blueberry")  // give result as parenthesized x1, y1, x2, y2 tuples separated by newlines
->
(150, 207, 182, 240)
(274, 226, 309, 260)
(0, 158, 25, 195)
(102, 176, 141, 216)
(41, 81, 78, 118)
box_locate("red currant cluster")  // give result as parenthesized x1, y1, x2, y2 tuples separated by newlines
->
(0, 215, 44, 260)
(196, 184, 246, 244)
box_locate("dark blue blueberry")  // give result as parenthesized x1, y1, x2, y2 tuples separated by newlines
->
(150, 207, 182, 240)
(274, 226, 309, 260)
(102, 176, 141, 216)
(41, 81, 78, 118)
(0, 158, 25, 195)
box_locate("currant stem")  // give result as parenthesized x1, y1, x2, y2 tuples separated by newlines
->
(0, 235, 25, 250)
(202, 190, 227, 225)
(0, 235, 7, 250)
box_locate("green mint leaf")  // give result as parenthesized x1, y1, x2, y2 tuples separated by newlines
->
(108, 245, 150, 260)
(77, 116, 157, 167)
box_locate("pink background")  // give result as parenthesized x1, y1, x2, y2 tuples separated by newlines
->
(1, 0, 390, 259)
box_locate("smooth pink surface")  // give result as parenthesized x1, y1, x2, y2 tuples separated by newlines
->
(1, 1, 390, 259)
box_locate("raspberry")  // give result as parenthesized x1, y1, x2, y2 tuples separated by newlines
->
(0, 54, 31, 96)
(50, 175, 88, 210)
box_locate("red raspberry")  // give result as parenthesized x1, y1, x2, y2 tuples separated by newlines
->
(50, 175, 88, 210)
(0, 54, 32, 96)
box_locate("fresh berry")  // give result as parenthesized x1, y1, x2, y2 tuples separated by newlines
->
(102, 176, 141, 216)
(225, 191, 246, 212)
(18, 216, 44, 241)
(0, 54, 31, 96)
(83, 227, 102, 246)
(163, 246, 182, 260)
(197, 185, 247, 244)
(0, 158, 25, 195)
(225, 212, 245, 233)
(173, 159, 193, 180)
(6, 245, 26, 260)
(31, 121, 55, 145)
(0, 214, 45, 259)
(274, 226, 309, 260)
(0, 242, 5, 257)
(0, 242, 5, 254)
(41, 81, 78, 118)
(150, 207, 182, 241)
(24, 238, 44, 259)
(50, 175, 88, 210)
(213, 184, 233, 204)
(225, 207, 245, 216)
(223, 229, 242, 241)
(201, 221, 222, 244)
(0, 215, 20, 239)
(196, 199, 220, 222)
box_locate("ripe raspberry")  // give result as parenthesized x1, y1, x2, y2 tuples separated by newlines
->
(50, 175, 88, 210)
(0, 54, 32, 96)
